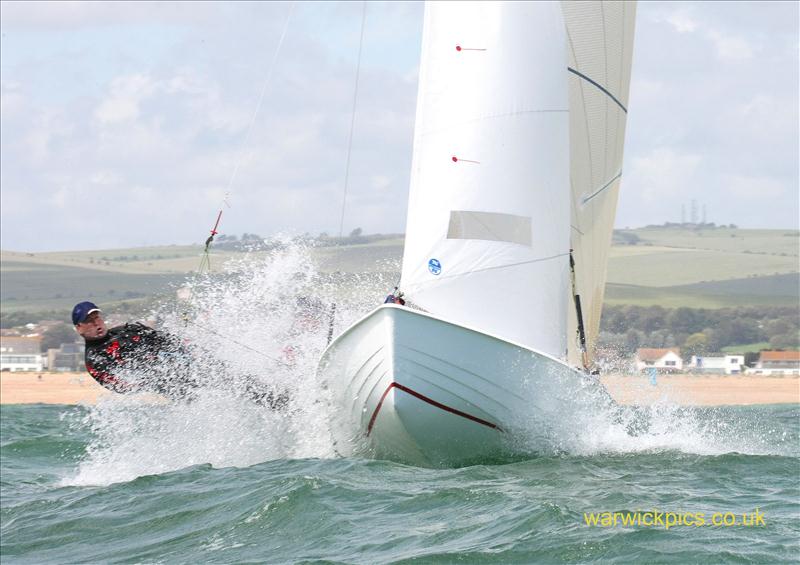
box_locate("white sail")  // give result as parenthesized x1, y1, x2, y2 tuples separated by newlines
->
(400, 1, 571, 357)
(562, 1, 637, 365)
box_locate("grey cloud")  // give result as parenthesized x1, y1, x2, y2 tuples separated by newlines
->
(618, 1, 798, 229)
(0, 1, 797, 252)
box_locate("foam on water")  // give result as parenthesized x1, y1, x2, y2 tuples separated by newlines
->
(63, 241, 381, 487)
(563, 400, 793, 457)
(62, 243, 795, 486)
(512, 362, 796, 458)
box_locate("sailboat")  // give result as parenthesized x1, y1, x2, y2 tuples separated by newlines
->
(318, 1, 636, 466)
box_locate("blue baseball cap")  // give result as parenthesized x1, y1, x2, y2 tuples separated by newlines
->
(72, 301, 102, 325)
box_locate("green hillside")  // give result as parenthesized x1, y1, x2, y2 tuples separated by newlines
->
(1, 228, 798, 318)
(604, 273, 799, 308)
(1, 260, 187, 313)
(605, 227, 798, 308)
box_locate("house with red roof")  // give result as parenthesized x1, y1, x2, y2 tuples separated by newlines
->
(634, 347, 683, 373)
(746, 350, 800, 376)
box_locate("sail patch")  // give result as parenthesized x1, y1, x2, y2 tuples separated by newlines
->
(447, 210, 532, 246)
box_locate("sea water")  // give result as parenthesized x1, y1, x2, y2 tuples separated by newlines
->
(1, 246, 798, 563)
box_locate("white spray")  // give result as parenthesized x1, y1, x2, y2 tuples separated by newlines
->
(65, 241, 395, 486)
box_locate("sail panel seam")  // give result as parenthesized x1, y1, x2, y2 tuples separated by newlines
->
(567, 67, 628, 114)
(581, 170, 622, 205)
(408, 252, 569, 288)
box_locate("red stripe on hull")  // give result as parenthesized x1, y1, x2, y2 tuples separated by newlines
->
(366, 381, 502, 435)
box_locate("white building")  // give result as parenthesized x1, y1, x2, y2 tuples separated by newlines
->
(0, 336, 44, 372)
(687, 354, 745, 375)
(634, 348, 683, 373)
(746, 351, 800, 376)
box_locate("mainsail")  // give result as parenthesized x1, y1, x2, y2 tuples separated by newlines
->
(563, 1, 637, 366)
(400, 1, 571, 358)
(400, 1, 636, 364)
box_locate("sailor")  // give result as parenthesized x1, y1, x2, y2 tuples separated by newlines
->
(72, 301, 287, 408)
(383, 290, 406, 306)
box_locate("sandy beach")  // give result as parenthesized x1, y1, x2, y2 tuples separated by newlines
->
(0, 372, 112, 405)
(0, 371, 798, 406)
(601, 374, 799, 406)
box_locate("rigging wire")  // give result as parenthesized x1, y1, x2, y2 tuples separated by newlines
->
(184, 317, 289, 366)
(198, 2, 296, 273)
(337, 1, 367, 238)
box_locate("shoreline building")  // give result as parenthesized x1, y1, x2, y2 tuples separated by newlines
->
(634, 348, 683, 373)
(746, 351, 800, 376)
(0, 336, 44, 372)
(47, 342, 86, 372)
(687, 354, 745, 375)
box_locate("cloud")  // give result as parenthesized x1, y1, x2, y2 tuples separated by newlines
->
(88, 170, 123, 188)
(21, 109, 74, 164)
(725, 174, 787, 199)
(665, 9, 698, 34)
(704, 28, 755, 61)
(0, 1, 220, 30)
(652, 3, 758, 62)
(0, 5, 421, 252)
(620, 1, 797, 230)
(94, 74, 158, 124)
(0, 1, 796, 252)
(0, 80, 26, 117)
(626, 148, 703, 204)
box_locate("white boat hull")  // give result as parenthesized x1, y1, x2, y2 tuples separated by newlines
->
(318, 305, 613, 467)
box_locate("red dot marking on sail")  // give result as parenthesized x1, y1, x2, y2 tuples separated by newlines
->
(452, 156, 458, 162)
(452, 155, 480, 164)
(456, 45, 462, 52)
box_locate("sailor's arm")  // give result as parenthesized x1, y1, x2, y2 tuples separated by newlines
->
(125, 322, 187, 354)
(84, 348, 131, 393)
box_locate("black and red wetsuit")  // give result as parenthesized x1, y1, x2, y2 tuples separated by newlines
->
(84, 322, 288, 407)
(84, 322, 194, 397)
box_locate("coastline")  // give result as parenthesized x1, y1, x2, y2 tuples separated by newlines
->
(601, 374, 799, 406)
(1, 371, 798, 406)
(1, 372, 111, 405)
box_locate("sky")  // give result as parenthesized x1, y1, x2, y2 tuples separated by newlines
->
(1, 1, 797, 252)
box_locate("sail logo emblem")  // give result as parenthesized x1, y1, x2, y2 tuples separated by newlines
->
(428, 258, 442, 275)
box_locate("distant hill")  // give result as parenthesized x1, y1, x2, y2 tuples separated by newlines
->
(605, 227, 799, 307)
(1, 229, 798, 319)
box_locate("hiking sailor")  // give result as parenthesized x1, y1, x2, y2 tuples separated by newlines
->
(383, 289, 406, 306)
(72, 301, 287, 407)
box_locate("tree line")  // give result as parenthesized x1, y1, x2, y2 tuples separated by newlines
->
(4, 303, 798, 359)
(598, 305, 799, 359)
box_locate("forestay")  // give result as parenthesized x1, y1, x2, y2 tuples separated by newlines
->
(563, 1, 636, 366)
(400, 1, 571, 357)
